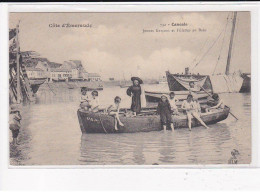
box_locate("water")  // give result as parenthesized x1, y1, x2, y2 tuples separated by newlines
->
(11, 84, 251, 165)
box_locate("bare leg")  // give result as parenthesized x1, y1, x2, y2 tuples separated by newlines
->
(115, 113, 124, 126)
(192, 112, 209, 129)
(170, 123, 174, 131)
(163, 125, 167, 132)
(109, 112, 119, 130)
(114, 117, 118, 130)
(187, 113, 192, 131)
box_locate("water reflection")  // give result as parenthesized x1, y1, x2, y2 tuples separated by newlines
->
(15, 85, 251, 165)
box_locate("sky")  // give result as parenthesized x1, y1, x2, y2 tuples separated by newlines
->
(10, 12, 251, 80)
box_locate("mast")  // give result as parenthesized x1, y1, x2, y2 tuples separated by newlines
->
(225, 11, 237, 75)
(16, 23, 21, 103)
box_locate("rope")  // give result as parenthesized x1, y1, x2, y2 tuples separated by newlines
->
(212, 13, 230, 75)
(98, 113, 108, 134)
(191, 37, 209, 67)
(46, 82, 56, 95)
(191, 16, 229, 71)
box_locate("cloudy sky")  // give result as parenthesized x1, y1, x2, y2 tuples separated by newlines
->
(10, 12, 250, 80)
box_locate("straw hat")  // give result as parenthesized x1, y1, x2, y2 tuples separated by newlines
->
(131, 77, 143, 84)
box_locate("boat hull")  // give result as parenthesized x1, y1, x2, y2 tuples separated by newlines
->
(145, 90, 210, 104)
(29, 78, 46, 94)
(77, 107, 230, 133)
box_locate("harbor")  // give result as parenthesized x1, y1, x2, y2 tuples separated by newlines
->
(9, 11, 251, 165)
(10, 86, 251, 165)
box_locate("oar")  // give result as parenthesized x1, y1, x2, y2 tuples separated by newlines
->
(198, 85, 238, 120)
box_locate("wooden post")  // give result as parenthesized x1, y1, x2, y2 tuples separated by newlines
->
(16, 24, 21, 103)
(225, 11, 237, 75)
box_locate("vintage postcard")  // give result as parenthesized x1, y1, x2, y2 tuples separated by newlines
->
(9, 11, 251, 166)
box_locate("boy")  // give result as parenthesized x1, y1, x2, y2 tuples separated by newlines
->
(168, 92, 179, 115)
(107, 96, 124, 130)
(9, 104, 22, 145)
(80, 87, 90, 110)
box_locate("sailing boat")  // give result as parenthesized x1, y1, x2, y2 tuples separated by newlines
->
(209, 12, 244, 93)
(119, 72, 131, 88)
(145, 12, 244, 103)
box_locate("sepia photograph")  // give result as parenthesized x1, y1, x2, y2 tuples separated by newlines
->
(9, 11, 251, 166)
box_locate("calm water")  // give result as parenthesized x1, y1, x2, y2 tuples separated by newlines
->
(14, 84, 251, 165)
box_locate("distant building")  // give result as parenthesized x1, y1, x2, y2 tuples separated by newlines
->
(25, 67, 45, 79)
(50, 68, 72, 81)
(88, 73, 101, 82)
(82, 70, 88, 80)
(63, 60, 85, 79)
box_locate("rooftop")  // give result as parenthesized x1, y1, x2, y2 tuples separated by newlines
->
(88, 73, 101, 77)
(25, 67, 44, 71)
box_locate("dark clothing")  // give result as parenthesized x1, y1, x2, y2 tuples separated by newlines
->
(10, 124, 20, 138)
(157, 100, 173, 125)
(127, 85, 142, 113)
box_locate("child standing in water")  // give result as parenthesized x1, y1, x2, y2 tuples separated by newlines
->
(9, 105, 22, 145)
(157, 95, 174, 131)
(107, 96, 124, 130)
(168, 92, 179, 115)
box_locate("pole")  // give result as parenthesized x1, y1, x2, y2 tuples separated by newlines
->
(225, 11, 237, 75)
(16, 23, 21, 103)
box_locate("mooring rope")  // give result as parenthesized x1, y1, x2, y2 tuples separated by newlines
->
(98, 113, 108, 134)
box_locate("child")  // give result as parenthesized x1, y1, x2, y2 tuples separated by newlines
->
(228, 149, 240, 164)
(181, 94, 208, 131)
(193, 97, 201, 116)
(9, 105, 22, 145)
(88, 90, 99, 112)
(80, 87, 90, 110)
(157, 95, 174, 131)
(168, 92, 179, 115)
(107, 96, 124, 130)
(207, 93, 225, 110)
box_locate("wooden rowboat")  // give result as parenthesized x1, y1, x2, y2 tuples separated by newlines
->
(77, 107, 230, 133)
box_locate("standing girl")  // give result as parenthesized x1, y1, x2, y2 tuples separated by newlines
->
(126, 77, 143, 116)
(157, 95, 174, 131)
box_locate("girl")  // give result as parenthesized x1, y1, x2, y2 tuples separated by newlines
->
(193, 97, 201, 116)
(107, 96, 124, 130)
(168, 92, 179, 115)
(181, 94, 208, 131)
(157, 95, 174, 131)
(88, 90, 99, 112)
(126, 77, 143, 116)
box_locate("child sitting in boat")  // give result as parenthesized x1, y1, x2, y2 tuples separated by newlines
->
(80, 87, 90, 110)
(107, 96, 124, 130)
(181, 94, 209, 131)
(207, 93, 225, 110)
(168, 92, 179, 115)
(88, 90, 99, 113)
(193, 97, 201, 116)
(157, 94, 174, 131)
